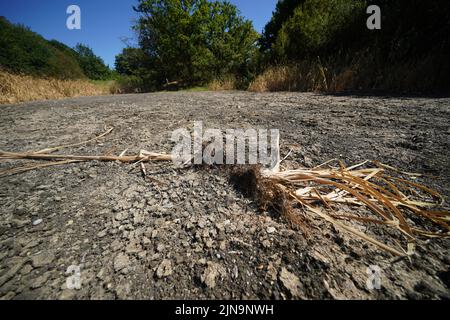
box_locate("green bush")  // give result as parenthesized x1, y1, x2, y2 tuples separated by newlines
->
(112, 75, 148, 93)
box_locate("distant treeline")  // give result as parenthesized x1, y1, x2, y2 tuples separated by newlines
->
(0, 17, 112, 80)
(115, 0, 450, 94)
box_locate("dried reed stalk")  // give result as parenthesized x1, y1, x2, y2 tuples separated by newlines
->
(0, 150, 172, 163)
(0, 127, 171, 177)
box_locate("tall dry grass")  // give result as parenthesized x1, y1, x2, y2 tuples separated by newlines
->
(249, 52, 450, 94)
(248, 62, 329, 93)
(208, 75, 237, 91)
(0, 71, 113, 104)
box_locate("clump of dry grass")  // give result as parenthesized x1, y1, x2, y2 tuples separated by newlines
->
(328, 69, 356, 92)
(240, 161, 449, 256)
(208, 75, 237, 91)
(0, 70, 113, 104)
(248, 63, 360, 93)
(248, 62, 328, 93)
(250, 51, 450, 94)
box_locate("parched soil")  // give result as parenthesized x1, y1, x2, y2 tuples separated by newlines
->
(0, 91, 449, 300)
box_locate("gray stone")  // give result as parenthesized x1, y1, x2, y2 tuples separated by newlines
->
(0, 257, 28, 287)
(279, 268, 301, 298)
(201, 262, 225, 289)
(33, 219, 44, 226)
(31, 252, 55, 268)
(31, 273, 50, 289)
(20, 264, 33, 275)
(156, 259, 173, 278)
(266, 227, 276, 234)
(59, 289, 77, 300)
(97, 230, 107, 238)
(114, 253, 131, 272)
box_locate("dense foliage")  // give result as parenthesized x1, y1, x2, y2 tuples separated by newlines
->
(0, 17, 112, 80)
(74, 44, 112, 80)
(259, 0, 301, 52)
(257, 0, 450, 93)
(272, 0, 366, 60)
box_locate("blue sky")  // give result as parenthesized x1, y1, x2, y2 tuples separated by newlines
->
(0, 0, 278, 68)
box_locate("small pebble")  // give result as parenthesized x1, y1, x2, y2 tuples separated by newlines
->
(267, 227, 276, 234)
(32, 219, 43, 226)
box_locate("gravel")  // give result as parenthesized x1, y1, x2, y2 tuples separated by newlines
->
(0, 91, 449, 300)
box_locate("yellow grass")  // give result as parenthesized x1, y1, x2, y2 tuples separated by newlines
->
(208, 75, 237, 91)
(248, 53, 448, 94)
(0, 71, 114, 104)
(248, 63, 329, 93)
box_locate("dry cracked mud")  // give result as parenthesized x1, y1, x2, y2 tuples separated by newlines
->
(0, 91, 449, 300)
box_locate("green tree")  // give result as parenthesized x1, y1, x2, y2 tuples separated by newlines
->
(131, 0, 259, 88)
(115, 47, 149, 76)
(115, 47, 158, 92)
(259, 0, 304, 52)
(74, 43, 112, 80)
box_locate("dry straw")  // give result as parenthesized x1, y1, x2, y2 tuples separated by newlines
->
(0, 70, 112, 104)
(256, 161, 449, 257)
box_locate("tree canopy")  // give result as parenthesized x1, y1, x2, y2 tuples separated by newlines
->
(116, 0, 259, 89)
(259, 0, 303, 52)
(74, 44, 112, 80)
